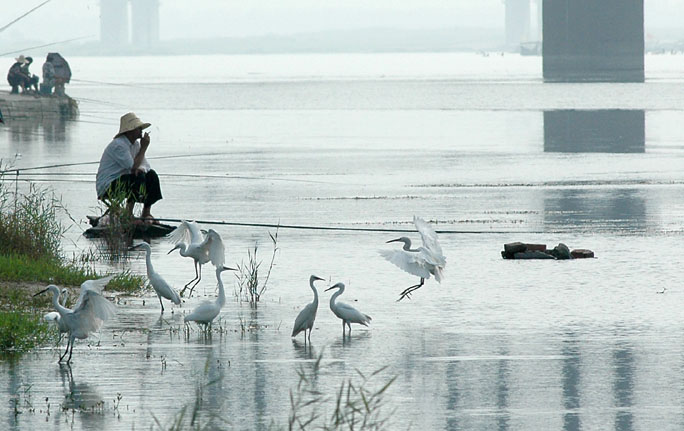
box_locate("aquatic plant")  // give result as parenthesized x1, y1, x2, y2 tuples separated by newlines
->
(287, 351, 397, 430)
(235, 228, 279, 307)
(0, 161, 66, 260)
(93, 181, 136, 261)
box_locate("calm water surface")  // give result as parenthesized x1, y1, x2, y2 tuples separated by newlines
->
(2, 52, 684, 430)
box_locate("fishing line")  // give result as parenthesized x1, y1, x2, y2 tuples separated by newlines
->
(0, 152, 232, 173)
(153, 217, 533, 235)
(0, 35, 93, 56)
(71, 78, 158, 90)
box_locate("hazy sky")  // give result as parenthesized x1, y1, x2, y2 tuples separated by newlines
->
(2, 0, 684, 44)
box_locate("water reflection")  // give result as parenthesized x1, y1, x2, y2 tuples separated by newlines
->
(544, 189, 647, 232)
(544, 110, 645, 153)
(58, 364, 106, 429)
(613, 345, 634, 431)
(562, 334, 581, 431)
(3, 118, 71, 163)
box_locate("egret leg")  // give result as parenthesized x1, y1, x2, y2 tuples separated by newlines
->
(342, 320, 346, 337)
(158, 295, 164, 313)
(347, 322, 352, 336)
(397, 278, 425, 302)
(307, 328, 312, 343)
(187, 263, 203, 298)
(180, 261, 200, 297)
(59, 338, 70, 362)
(66, 337, 75, 364)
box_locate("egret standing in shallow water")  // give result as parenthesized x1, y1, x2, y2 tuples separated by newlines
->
(291, 275, 325, 343)
(34, 276, 117, 364)
(184, 266, 236, 331)
(167, 220, 225, 298)
(130, 242, 181, 312)
(380, 216, 446, 301)
(325, 282, 372, 337)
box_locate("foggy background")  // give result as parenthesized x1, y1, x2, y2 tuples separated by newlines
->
(2, 0, 684, 55)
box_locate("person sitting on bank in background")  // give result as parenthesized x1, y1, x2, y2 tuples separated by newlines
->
(20, 56, 40, 92)
(42, 55, 55, 95)
(7, 55, 29, 94)
(96, 112, 162, 223)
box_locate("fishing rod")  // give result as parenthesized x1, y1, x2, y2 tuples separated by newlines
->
(153, 217, 528, 235)
(0, 35, 93, 57)
(0, 152, 235, 174)
(0, 0, 52, 34)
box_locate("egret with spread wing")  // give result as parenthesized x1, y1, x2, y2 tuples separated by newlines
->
(34, 276, 117, 364)
(325, 282, 372, 337)
(380, 216, 446, 301)
(130, 242, 181, 312)
(184, 266, 236, 331)
(167, 220, 225, 298)
(291, 275, 325, 343)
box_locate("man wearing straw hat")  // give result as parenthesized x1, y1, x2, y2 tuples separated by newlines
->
(7, 55, 30, 94)
(96, 112, 162, 223)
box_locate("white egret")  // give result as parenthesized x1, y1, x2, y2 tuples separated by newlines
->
(44, 288, 69, 339)
(167, 220, 225, 297)
(380, 216, 446, 301)
(34, 276, 117, 364)
(130, 242, 181, 312)
(291, 275, 325, 343)
(325, 282, 372, 336)
(184, 266, 236, 331)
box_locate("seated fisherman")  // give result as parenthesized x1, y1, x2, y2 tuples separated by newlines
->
(7, 55, 29, 94)
(96, 112, 162, 222)
(20, 57, 40, 92)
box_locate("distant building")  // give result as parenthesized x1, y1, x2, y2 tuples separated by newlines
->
(99, 0, 159, 48)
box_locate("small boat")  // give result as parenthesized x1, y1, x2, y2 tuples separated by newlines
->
(83, 215, 176, 239)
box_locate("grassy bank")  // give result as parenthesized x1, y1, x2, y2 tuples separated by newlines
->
(0, 164, 145, 354)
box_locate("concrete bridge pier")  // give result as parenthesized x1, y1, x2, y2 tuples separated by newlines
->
(542, 0, 644, 82)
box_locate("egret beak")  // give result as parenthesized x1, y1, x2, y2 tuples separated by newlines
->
(324, 286, 336, 292)
(312, 275, 325, 281)
(33, 288, 49, 297)
(222, 266, 238, 271)
(128, 244, 142, 251)
(167, 245, 180, 255)
(386, 238, 401, 244)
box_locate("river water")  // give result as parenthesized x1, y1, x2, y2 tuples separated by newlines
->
(2, 52, 684, 430)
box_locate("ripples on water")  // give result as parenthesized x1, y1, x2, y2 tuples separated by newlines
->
(2, 53, 684, 430)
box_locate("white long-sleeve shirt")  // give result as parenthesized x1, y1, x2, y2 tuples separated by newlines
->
(95, 135, 150, 198)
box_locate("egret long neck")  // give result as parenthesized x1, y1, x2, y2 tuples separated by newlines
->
(329, 288, 342, 309)
(144, 248, 154, 276)
(310, 280, 319, 307)
(216, 273, 226, 308)
(401, 239, 420, 252)
(52, 290, 70, 317)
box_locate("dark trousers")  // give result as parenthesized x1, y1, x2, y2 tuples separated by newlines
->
(103, 169, 162, 207)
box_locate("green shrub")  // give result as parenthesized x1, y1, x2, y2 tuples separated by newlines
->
(0, 311, 51, 354)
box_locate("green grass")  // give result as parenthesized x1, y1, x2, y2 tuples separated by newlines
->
(0, 311, 52, 355)
(0, 254, 144, 292)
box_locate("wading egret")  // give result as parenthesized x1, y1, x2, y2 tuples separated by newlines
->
(167, 220, 225, 298)
(325, 282, 372, 336)
(184, 266, 236, 331)
(291, 275, 325, 343)
(380, 216, 446, 301)
(34, 277, 117, 364)
(130, 242, 181, 313)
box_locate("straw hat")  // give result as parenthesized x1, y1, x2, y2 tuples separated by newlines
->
(15, 55, 27, 64)
(115, 112, 151, 137)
